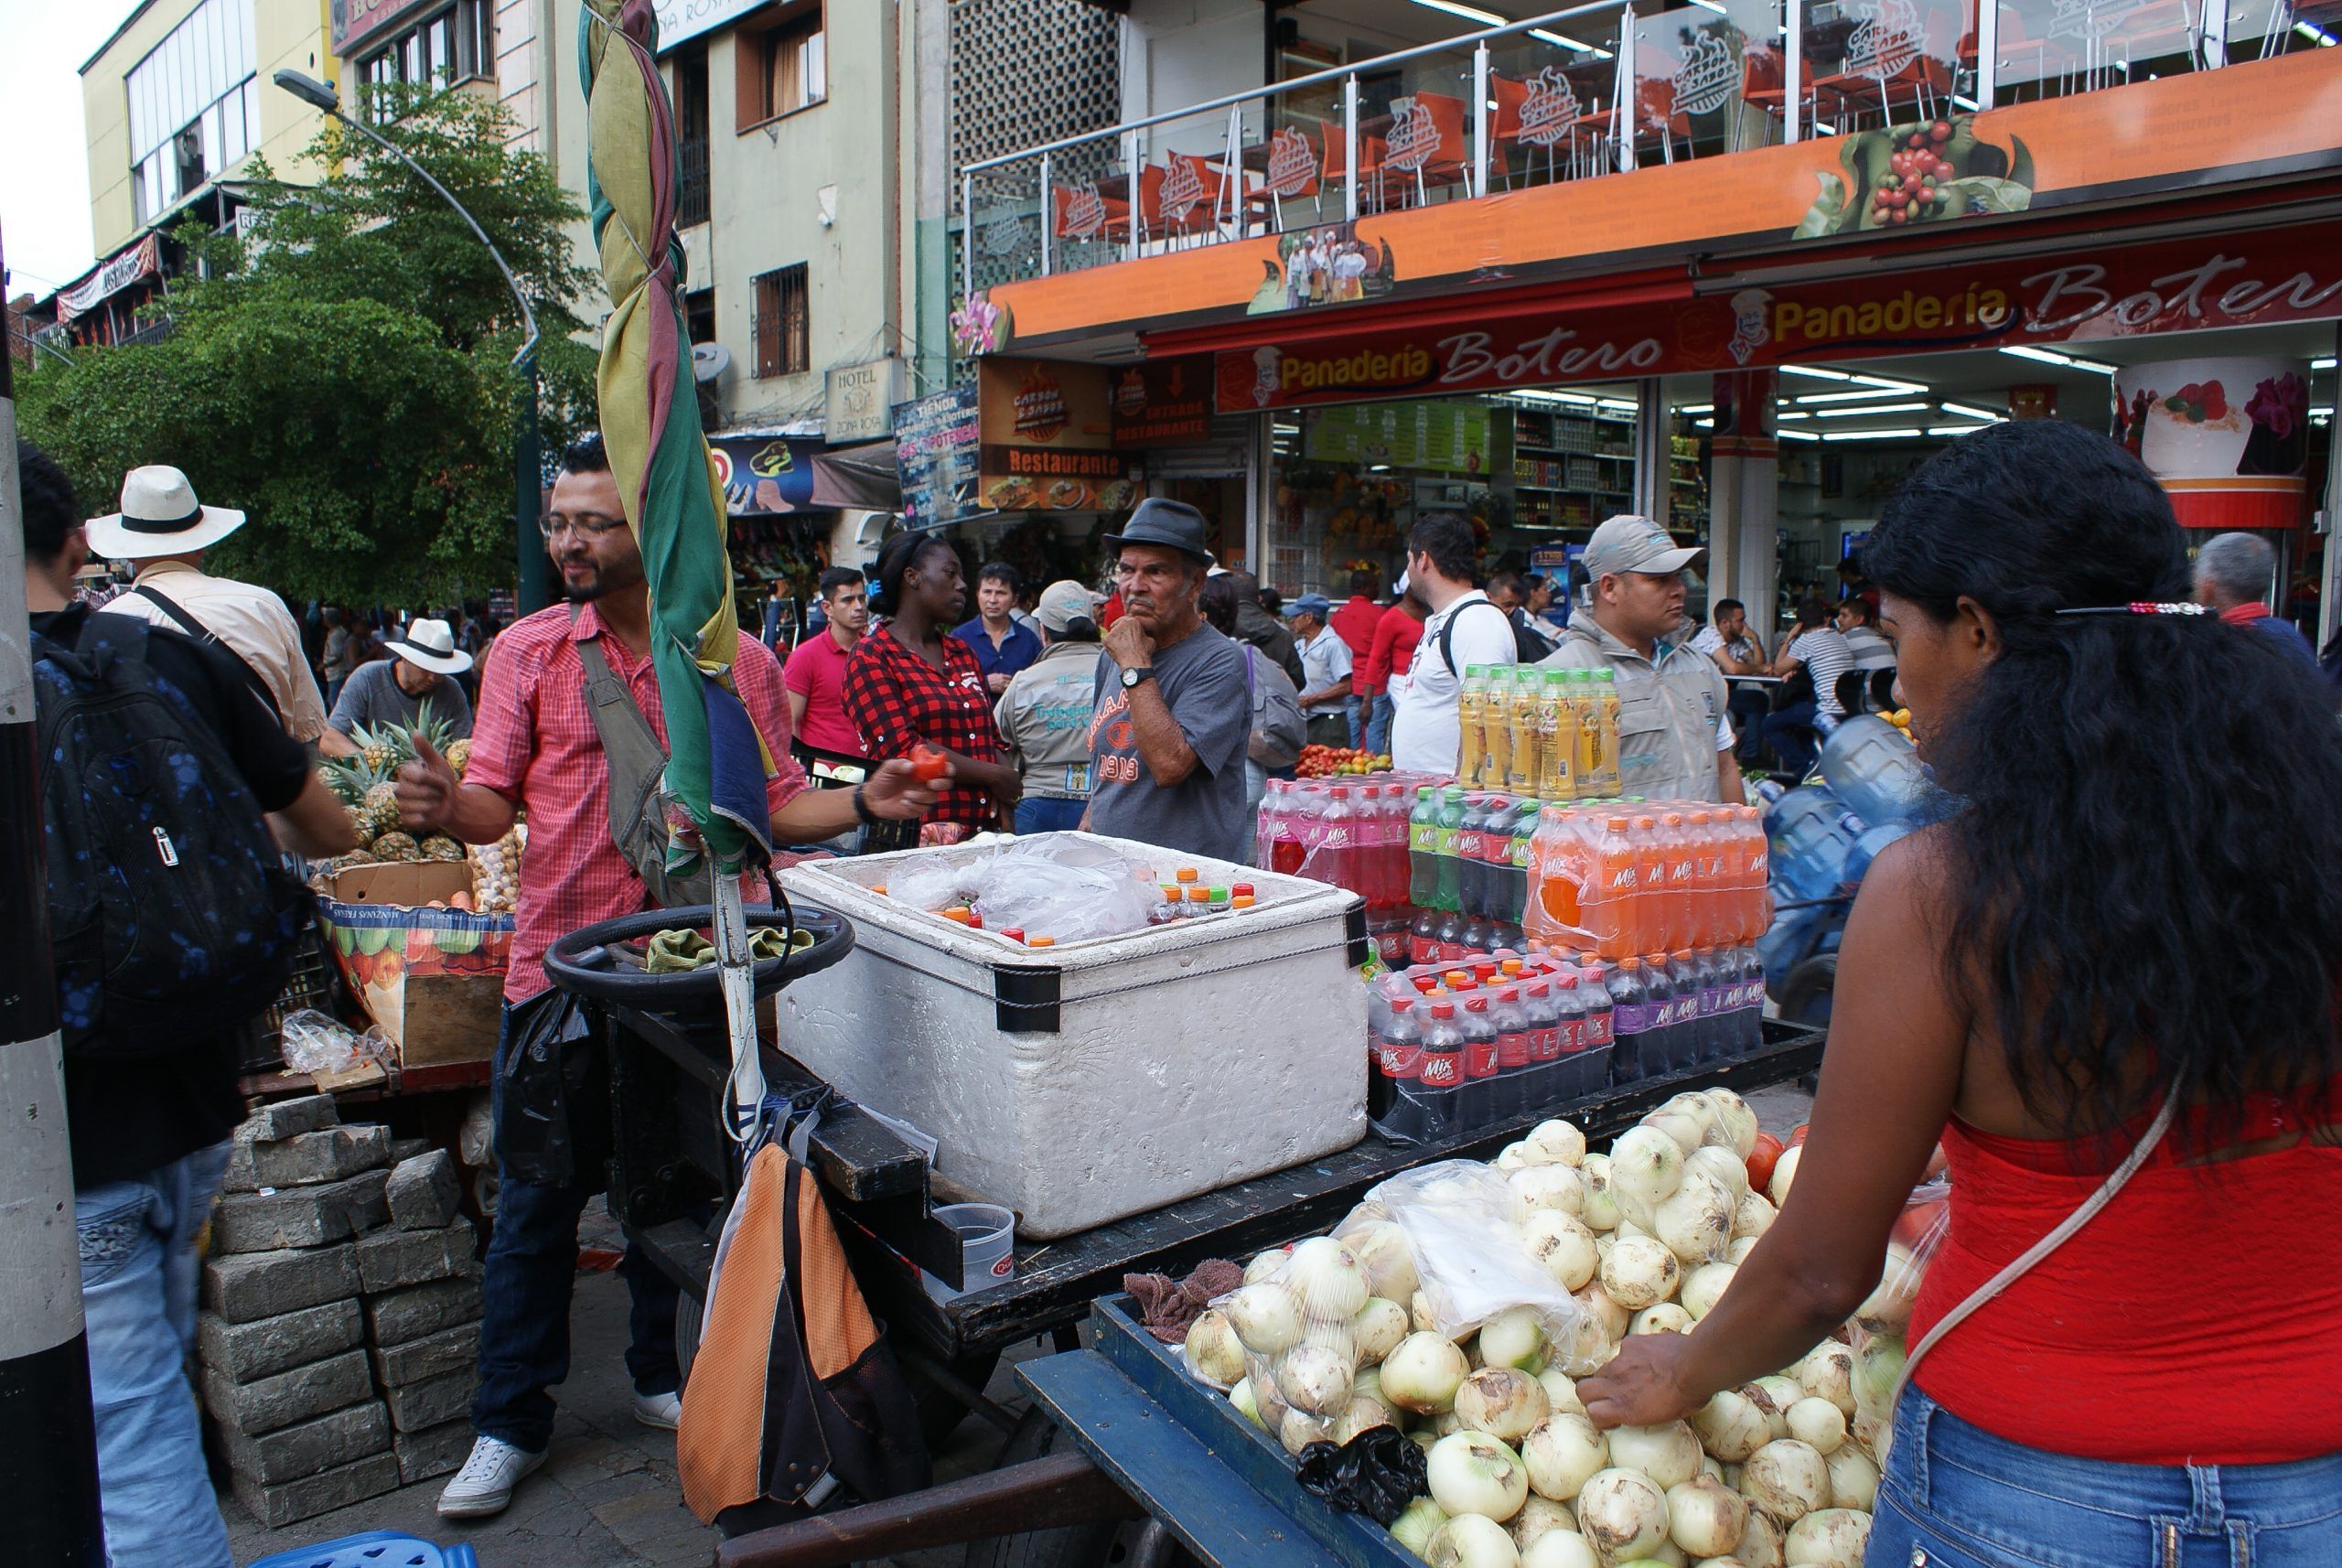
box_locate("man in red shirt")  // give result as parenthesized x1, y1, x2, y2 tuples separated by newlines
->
(1359, 578, 1426, 757)
(395, 435, 936, 1520)
(1327, 569, 1383, 746)
(784, 565, 876, 787)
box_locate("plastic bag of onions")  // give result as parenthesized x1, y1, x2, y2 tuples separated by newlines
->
(1843, 1173, 1950, 1457)
(1209, 1236, 1415, 1455)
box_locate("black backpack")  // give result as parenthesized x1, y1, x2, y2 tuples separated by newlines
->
(1435, 598, 1551, 672)
(32, 615, 311, 1057)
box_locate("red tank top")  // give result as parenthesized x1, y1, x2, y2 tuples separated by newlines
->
(1910, 1087, 2342, 1466)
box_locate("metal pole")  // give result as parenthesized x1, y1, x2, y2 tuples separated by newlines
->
(1038, 152, 1053, 277)
(1472, 43, 1492, 197)
(0, 224, 108, 1568)
(1343, 76, 1361, 220)
(960, 170, 974, 303)
(1974, 0, 2000, 106)
(1123, 130, 1143, 263)
(2320, 321, 2342, 657)
(1786, 0, 1805, 142)
(1634, 378, 1671, 524)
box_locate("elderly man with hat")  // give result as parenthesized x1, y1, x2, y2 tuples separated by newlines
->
(1539, 514, 1741, 804)
(1084, 499, 1253, 862)
(1286, 591, 1356, 750)
(318, 618, 477, 757)
(93, 465, 328, 741)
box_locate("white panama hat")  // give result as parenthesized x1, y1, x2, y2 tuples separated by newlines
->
(383, 618, 474, 676)
(85, 465, 247, 560)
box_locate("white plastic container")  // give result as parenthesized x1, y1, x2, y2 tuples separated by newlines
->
(777, 832, 1370, 1239)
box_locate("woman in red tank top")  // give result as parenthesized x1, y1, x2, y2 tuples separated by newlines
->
(1580, 422, 2342, 1567)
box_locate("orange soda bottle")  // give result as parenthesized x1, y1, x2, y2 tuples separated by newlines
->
(1592, 814, 1638, 961)
(1631, 814, 1665, 958)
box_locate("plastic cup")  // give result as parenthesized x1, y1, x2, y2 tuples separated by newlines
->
(921, 1202, 1016, 1302)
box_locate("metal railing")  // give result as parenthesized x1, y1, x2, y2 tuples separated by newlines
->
(957, 0, 2305, 298)
(679, 135, 711, 229)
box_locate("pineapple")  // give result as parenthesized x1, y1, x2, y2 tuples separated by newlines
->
(406, 701, 458, 768)
(422, 834, 465, 862)
(372, 831, 422, 862)
(362, 779, 403, 843)
(350, 720, 399, 775)
(446, 737, 471, 778)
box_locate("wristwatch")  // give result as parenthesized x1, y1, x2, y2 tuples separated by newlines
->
(1120, 665, 1155, 690)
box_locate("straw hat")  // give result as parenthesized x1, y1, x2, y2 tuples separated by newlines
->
(85, 466, 246, 560)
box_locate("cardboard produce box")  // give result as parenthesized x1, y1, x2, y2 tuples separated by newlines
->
(316, 864, 511, 1068)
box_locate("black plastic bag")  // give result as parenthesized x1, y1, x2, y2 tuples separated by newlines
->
(498, 987, 610, 1188)
(1295, 1425, 1428, 1527)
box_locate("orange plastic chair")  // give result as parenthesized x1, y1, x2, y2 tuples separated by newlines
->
(1384, 90, 1472, 207)
(1320, 125, 1396, 215)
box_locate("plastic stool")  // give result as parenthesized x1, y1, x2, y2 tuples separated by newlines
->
(244, 1530, 479, 1568)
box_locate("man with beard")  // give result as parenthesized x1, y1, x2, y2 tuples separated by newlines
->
(394, 434, 941, 1519)
(1084, 499, 1251, 862)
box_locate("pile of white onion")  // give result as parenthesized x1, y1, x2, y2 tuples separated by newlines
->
(1187, 1090, 1896, 1568)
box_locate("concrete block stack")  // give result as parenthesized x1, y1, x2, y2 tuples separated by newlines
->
(199, 1097, 487, 1524)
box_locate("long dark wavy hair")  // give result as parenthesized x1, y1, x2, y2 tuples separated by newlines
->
(1863, 421, 2342, 1149)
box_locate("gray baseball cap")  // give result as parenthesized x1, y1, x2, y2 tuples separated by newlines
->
(1290, 593, 1332, 618)
(1581, 514, 1703, 580)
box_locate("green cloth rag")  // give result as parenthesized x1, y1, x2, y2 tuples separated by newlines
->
(643, 926, 813, 972)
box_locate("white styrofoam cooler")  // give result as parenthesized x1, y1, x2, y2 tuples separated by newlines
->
(776, 832, 1369, 1239)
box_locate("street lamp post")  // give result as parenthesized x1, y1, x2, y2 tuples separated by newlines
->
(273, 70, 551, 614)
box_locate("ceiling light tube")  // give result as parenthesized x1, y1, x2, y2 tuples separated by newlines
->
(1939, 402, 2004, 422)
(1777, 428, 1821, 441)
(1822, 427, 1925, 441)
(1794, 387, 1922, 404)
(1781, 364, 1853, 381)
(1814, 401, 1927, 418)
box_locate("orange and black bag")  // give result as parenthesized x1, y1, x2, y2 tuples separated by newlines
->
(677, 1142, 930, 1530)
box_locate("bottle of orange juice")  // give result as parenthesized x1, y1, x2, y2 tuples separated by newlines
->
(1574, 672, 1606, 800)
(1507, 666, 1542, 795)
(1536, 670, 1574, 801)
(1480, 668, 1514, 791)
(1457, 666, 1489, 787)
(1589, 671, 1622, 796)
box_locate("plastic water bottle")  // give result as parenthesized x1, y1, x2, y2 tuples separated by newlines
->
(1766, 785, 1864, 904)
(1821, 714, 1929, 827)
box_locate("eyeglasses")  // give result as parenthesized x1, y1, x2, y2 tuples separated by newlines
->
(539, 514, 630, 542)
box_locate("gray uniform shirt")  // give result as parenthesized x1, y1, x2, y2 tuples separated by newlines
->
(995, 639, 1101, 800)
(1542, 617, 1732, 802)
(1086, 623, 1251, 863)
(327, 659, 474, 740)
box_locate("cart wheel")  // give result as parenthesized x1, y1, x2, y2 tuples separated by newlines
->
(1774, 953, 1838, 1032)
(677, 1288, 704, 1391)
(964, 1409, 1197, 1568)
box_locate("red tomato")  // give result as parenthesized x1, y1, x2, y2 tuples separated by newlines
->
(1892, 1197, 1950, 1250)
(1745, 1132, 1785, 1194)
(910, 743, 951, 784)
(1789, 1122, 1810, 1147)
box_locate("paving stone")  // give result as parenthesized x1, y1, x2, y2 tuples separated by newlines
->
(384, 1148, 462, 1230)
(355, 1219, 478, 1294)
(211, 1169, 390, 1253)
(371, 1322, 478, 1387)
(383, 1367, 476, 1433)
(249, 1123, 392, 1188)
(221, 1399, 390, 1485)
(239, 1094, 339, 1143)
(392, 1418, 477, 1484)
(201, 1243, 360, 1324)
(197, 1299, 362, 1383)
(229, 1450, 399, 1528)
(387, 1136, 431, 1164)
(366, 1276, 482, 1348)
(202, 1348, 373, 1436)
(221, 1139, 261, 1193)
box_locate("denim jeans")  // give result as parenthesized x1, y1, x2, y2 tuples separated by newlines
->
(473, 1001, 682, 1454)
(1345, 695, 1364, 748)
(1763, 700, 1821, 780)
(1875, 1384, 2342, 1567)
(1014, 796, 1087, 835)
(1363, 693, 1396, 757)
(76, 1144, 233, 1568)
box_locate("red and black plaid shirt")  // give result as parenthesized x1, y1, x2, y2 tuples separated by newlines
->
(841, 623, 1003, 829)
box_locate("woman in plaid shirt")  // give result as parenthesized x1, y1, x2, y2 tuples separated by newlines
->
(843, 534, 1022, 840)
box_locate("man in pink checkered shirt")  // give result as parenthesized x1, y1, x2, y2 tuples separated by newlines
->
(393, 434, 940, 1520)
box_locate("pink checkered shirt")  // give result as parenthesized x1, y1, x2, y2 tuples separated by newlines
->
(465, 603, 809, 1003)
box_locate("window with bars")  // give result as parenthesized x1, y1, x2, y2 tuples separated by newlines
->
(675, 45, 710, 227)
(751, 264, 810, 379)
(734, 1, 825, 131)
(356, 0, 496, 122)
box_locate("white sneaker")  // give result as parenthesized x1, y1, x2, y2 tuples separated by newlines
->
(633, 1390, 682, 1430)
(436, 1434, 545, 1519)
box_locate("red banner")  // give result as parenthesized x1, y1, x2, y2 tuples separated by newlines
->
(1217, 220, 2342, 413)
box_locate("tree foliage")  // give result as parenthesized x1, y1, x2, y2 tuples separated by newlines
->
(19, 86, 600, 606)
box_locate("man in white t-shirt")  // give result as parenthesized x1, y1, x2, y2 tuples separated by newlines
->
(1390, 512, 1517, 776)
(1833, 596, 1897, 674)
(1764, 597, 1854, 779)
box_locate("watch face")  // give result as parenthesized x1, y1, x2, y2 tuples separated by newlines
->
(1123, 667, 1143, 688)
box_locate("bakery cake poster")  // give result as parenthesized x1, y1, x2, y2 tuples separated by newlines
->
(2113, 356, 2313, 530)
(976, 357, 1144, 513)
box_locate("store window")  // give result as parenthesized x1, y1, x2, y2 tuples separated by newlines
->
(125, 0, 260, 227)
(752, 263, 811, 378)
(357, 0, 496, 120)
(736, 1, 826, 131)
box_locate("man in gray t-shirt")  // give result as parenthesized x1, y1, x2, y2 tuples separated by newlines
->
(321, 616, 475, 755)
(1083, 502, 1252, 864)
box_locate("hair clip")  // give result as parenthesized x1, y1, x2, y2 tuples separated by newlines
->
(2052, 602, 2212, 618)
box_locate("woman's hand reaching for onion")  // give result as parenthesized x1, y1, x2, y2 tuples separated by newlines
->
(1577, 1332, 1704, 1430)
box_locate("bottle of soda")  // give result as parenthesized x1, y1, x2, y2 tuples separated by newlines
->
(1689, 948, 1724, 1065)
(1415, 1001, 1465, 1139)
(1736, 945, 1767, 1054)
(1579, 961, 1615, 1079)
(1667, 951, 1703, 1071)
(1609, 957, 1652, 1083)
(1255, 777, 1283, 870)
(1316, 786, 1356, 894)
(1453, 794, 1488, 920)
(1506, 800, 1541, 929)
(1458, 993, 1500, 1131)
(1407, 786, 1440, 910)
(1547, 972, 1585, 1101)
(1457, 667, 1490, 789)
(1273, 784, 1315, 876)
(1487, 985, 1530, 1123)
(1662, 812, 1696, 958)
(1409, 905, 1443, 968)
(1478, 794, 1515, 924)
(1686, 810, 1719, 950)
(1372, 996, 1424, 1132)
(1434, 786, 1468, 914)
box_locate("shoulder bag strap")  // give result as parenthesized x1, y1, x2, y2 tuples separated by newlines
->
(571, 606, 688, 893)
(1890, 1086, 2180, 1413)
(1435, 597, 1511, 680)
(131, 585, 282, 722)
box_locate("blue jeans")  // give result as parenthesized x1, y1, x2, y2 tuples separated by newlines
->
(1763, 700, 1821, 780)
(1363, 693, 1396, 756)
(76, 1144, 233, 1568)
(1014, 796, 1087, 834)
(1345, 695, 1364, 748)
(1875, 1384, 2342, 1567)
(473, 1002, 682, 1454)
